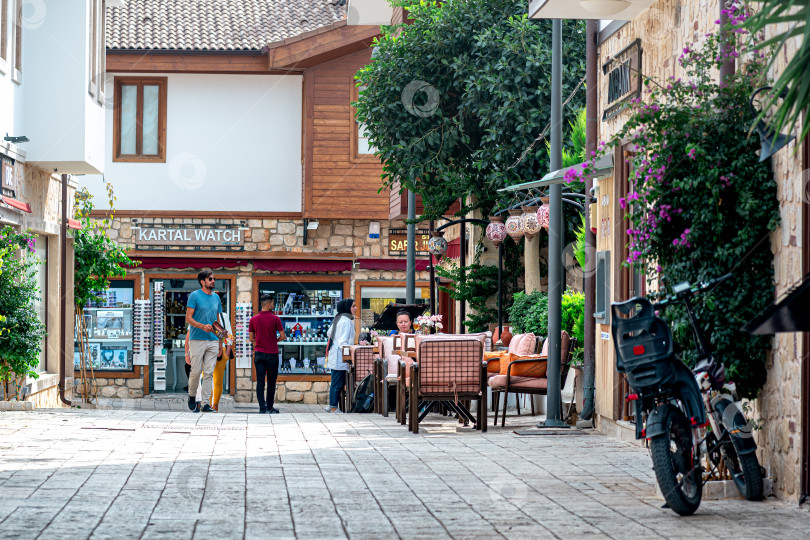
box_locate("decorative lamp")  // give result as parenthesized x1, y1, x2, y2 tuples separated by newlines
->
(428, 231, 448, 258)
(505, 209, 524, 241)
(486, 216, 507, 246)
(521, 206, 542, 240)
(536, 197, 550, 230)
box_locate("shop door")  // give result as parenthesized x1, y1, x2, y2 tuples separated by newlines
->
(150, 278, 231, 394)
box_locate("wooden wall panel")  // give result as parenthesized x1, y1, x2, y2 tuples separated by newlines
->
(303, 49, 389, 220)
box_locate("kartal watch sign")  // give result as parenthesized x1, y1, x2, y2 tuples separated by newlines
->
(136, 225, 245, 251)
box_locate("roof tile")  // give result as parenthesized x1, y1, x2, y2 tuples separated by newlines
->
(107, 0, 347, 52)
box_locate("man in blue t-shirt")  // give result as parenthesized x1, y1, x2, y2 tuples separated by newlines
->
(185, 268, 222, 413)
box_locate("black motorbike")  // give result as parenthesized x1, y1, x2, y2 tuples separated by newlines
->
(611, 273, 763, 515)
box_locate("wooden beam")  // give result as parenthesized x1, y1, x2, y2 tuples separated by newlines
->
(106, 52, 293, 74)
(268, 25, 381, 70)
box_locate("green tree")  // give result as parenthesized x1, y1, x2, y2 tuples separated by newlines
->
(73, 184, 137, 308)
(742, 1, 810, 143)
(354, 0, 586, 220)
(0, 228, 46, 400)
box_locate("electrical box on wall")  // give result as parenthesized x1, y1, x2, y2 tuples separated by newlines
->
(594, 250, 610, 324)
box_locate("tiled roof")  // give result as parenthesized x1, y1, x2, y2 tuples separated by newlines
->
(106, 0, 347, 52)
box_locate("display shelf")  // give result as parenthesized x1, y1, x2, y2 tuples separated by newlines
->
(84, 306, 134, 311)
(88, 338, 135, 343)
(278, 314, 336, 319)
(279, 341, 328, 346)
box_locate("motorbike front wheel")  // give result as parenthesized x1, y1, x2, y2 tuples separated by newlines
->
(722, 434, 764, 501)
(650, 404, 702, 515)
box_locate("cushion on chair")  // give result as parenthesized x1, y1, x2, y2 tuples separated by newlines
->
(483, 351, 507, 374)
(507, 333, 536, 356)
(488, 375, 548, 390)
(499, 353, 546, 376)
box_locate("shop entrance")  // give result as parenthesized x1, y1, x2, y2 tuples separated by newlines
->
(147, 276, 233, 395)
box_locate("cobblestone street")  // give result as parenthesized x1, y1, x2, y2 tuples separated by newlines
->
(1, 405, 809, 539)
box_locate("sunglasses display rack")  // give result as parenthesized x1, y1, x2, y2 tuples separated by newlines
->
(132, 299, 152, 366)
(153, 281, 166, 353)
(153, 350, 167, 391)
(234, 303, 254, 368)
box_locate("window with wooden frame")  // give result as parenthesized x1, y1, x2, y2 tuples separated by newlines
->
(113, 77, 167, 162)
(0, 0, 8, 73)
(10, 0, 20, 82)
(88, 0, 105, 104)
(351, 83, 377, 161)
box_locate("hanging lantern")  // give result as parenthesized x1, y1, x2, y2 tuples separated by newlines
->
(428, 231, 448, 258)
(521, 206, 541, 240)
(486, 215, 507, 246)
(537, 197, 550, 230)
(505, 209, 524, 241)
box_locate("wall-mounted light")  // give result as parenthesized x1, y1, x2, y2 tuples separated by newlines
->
(4, 134, 29, 144)
(579, 0, 630, 16)
(369, 221, 380, 239)
(307, 220, 319, 230)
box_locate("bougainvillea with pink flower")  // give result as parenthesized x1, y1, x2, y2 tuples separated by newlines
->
(572, 5, 780, 398)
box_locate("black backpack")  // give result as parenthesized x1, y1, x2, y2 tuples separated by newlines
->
(351, 373, 375, 413)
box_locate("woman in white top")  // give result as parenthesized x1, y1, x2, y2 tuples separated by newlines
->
(326, 298, 357, 413)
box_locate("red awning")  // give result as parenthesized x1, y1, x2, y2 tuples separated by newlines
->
(128, 257, 247, 269)
(445, 238, 460, 260)
(356, 259, 430, 271)
(1, 195, 32, 213)
(253, 259, 351, 272)
(67, 219, 82, 230)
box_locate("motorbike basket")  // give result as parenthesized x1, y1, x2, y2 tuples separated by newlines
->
(611, 297, 673, 374)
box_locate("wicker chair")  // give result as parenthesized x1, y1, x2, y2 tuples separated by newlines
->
(487, 332, 576, 427)
(343, 345, 376, 412)
(407, 338, 487, 434)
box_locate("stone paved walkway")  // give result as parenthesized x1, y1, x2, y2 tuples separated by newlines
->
(1, 405, 809, 539)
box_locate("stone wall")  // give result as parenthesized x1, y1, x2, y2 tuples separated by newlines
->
(597, 0, 806, 501)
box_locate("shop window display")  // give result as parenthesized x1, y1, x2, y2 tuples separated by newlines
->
(359, 286, 429, 337)
(75, 281, 136, 371)
(257, 282, 343, 374)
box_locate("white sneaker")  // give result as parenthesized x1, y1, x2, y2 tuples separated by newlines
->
(331, 409, 346, 414)
(324, 406, 333, 412)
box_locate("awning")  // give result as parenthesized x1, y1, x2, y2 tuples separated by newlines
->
(743, 275, 810, 334)
(129, 257, 247, 269)
(499, 154, 614, 192)
(254, 259, 351, 273)
(356, 259, 430, 271)
(1, 195, 32, 213)
(67, 219, 82, 230)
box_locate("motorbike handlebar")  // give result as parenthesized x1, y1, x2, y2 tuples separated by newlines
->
(653, 272, 733, 309)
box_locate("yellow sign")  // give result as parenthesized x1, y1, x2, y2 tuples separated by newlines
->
(388, 231, 430, 254)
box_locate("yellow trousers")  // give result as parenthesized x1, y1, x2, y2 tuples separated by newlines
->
(212, 355, 227, 410)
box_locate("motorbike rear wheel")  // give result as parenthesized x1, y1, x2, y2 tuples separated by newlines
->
(722, 434, 764, 501)
(650, 404, 702, 515)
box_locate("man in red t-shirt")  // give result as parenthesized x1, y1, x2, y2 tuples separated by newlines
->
(249, 294, 286, 413)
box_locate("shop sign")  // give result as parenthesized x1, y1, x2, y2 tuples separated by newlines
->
(602, 39, 642, 121)
(135, 224, 246, 251)
(1, 157, 16, 198)
(388, 229, 430, 255)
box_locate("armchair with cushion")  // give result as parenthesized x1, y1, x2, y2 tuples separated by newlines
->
(487, 331, 576, 427)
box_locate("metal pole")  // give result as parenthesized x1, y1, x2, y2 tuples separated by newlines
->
(497, 243, 503, 337)
(580, 19, 598, 423)
(429, 220, 436, 315)
(459, 219, 466, 334)
(542, 19, 565, 427)
(58, 173, 71, 406)
(406, 189, 416, 304)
